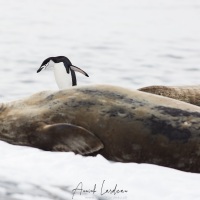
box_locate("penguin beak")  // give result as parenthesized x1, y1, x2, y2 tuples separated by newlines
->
(70, 65, 89, 77)
(37, 65, 44, 73)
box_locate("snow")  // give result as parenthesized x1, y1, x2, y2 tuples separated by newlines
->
(0, 141, 200, 200)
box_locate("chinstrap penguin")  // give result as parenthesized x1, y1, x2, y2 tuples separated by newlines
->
(37, 56, 89, 89)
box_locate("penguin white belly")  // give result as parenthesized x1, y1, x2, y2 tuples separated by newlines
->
(53, 63, 72, 89)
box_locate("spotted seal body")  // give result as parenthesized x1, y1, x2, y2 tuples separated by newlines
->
(1, 85, 200, 172)
(139, 85, 200, 106)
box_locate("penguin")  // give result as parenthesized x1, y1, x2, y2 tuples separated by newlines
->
(37, 56, 89, 89)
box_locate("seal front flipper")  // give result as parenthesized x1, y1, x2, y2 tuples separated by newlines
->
(29, 123, 104, 155)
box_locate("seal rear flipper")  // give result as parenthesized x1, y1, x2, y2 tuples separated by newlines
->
(30, 123, 104, 155)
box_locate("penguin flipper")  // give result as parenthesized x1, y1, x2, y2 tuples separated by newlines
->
(70, 69, 77, 86)
(63, 60, 70, 74)
(71, 65, 89, 77)
(30, 123, 104, 155)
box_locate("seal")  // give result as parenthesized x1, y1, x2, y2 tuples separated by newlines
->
(139, 85, 200, 106)
(1, 85, 200, 173)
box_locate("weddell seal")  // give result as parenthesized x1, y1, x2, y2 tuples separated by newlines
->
(139, 85, 200, 106)
(1, 85, 200, 172)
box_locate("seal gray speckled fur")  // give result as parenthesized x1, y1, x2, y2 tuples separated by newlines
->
(1, 85, 200, 173)
(139, 85, 200, 106)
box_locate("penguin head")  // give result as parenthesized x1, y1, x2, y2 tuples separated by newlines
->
(37, 57, 60, 73)
(37, 56, 89, 88)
